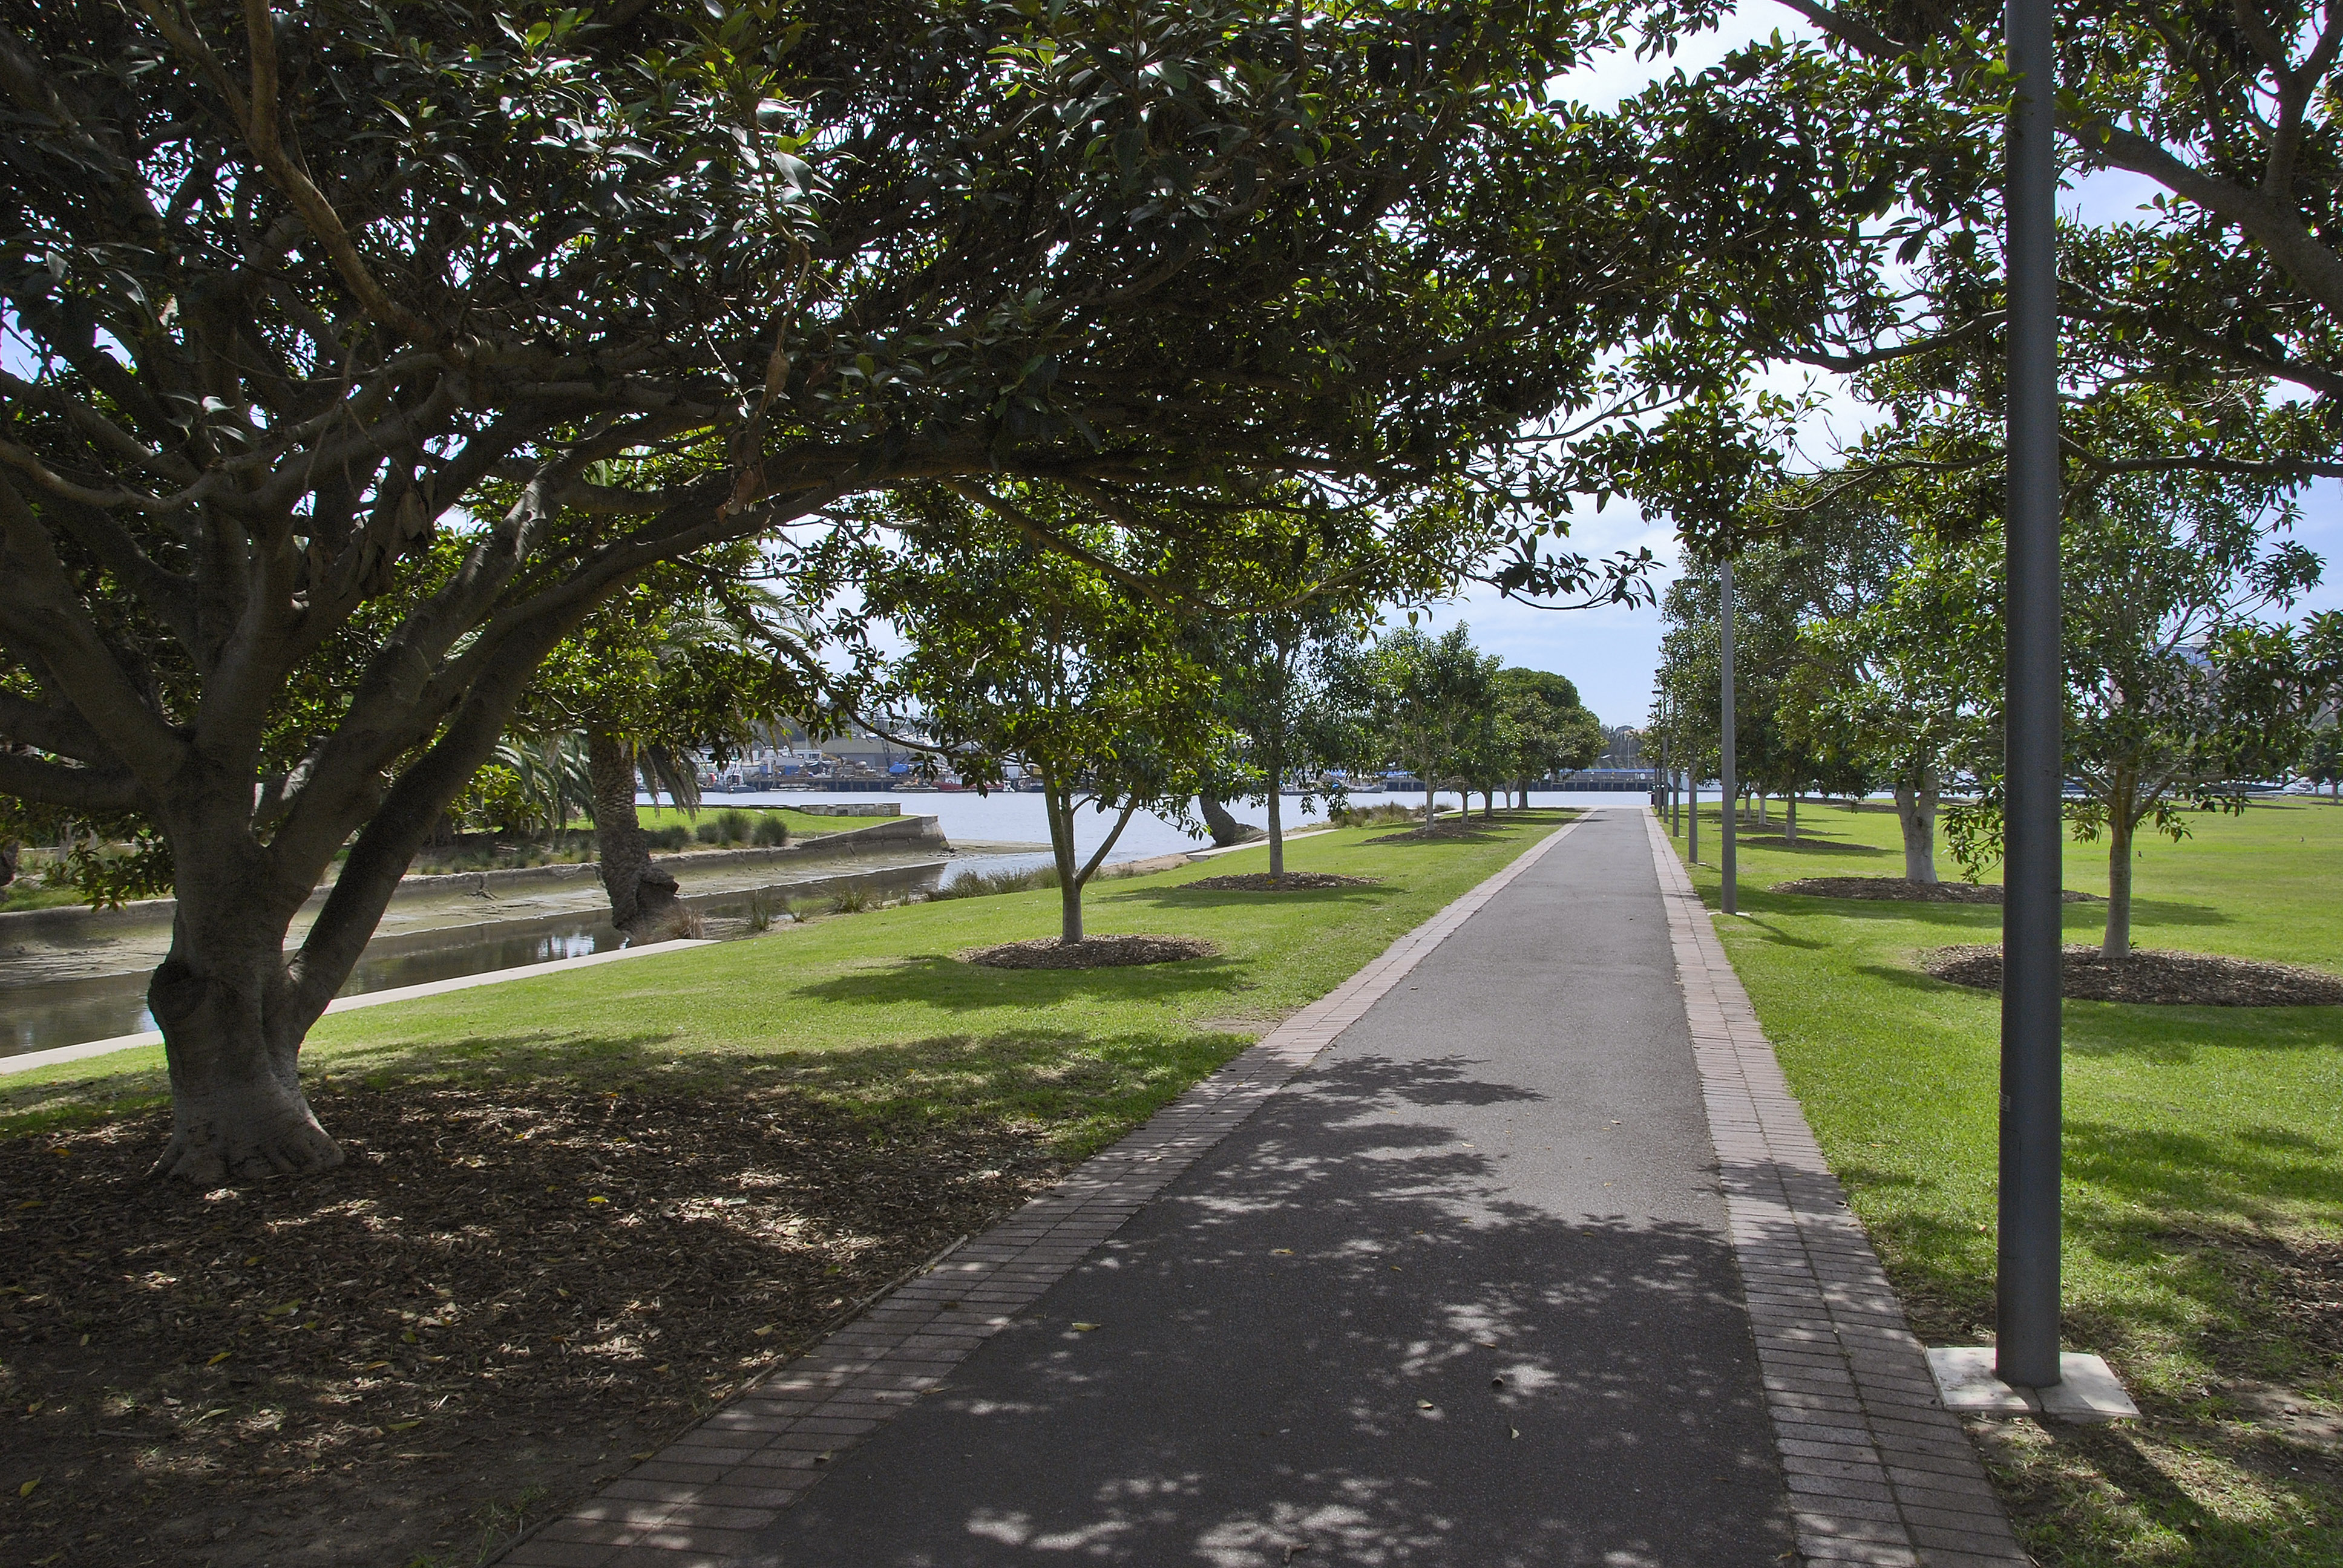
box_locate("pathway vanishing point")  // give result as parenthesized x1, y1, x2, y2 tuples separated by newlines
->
(502, 809, 2031, 1568)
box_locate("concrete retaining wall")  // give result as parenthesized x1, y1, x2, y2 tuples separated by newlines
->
(0, 815, 944, 947)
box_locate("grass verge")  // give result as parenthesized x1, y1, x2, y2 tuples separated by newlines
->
(0, 810, 1571, 1568)
(1668, 797, 2343, 1566)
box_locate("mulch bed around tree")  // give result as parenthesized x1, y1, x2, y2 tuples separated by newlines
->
(1363, 824, 1495, 844)
(1179, 872, 1381, 892)
(1922, 944, 2343, 1006)
(0, 1086, 1063, 1568)
(963, 934, 1219, 969)
(1776, 876, 2102, 904)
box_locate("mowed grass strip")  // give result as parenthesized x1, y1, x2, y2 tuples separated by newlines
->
(1670, 797, 2343, 1567)
(0, 810, 1574, 1155)
(634, 803, 857, 838)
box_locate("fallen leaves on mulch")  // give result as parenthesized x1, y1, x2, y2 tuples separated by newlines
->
(1776, 876, 2101, 904)
(1922, 944, 2343, 1005)
(963, 934, 1219, 970)
(0, 1084, 1064, 1568)
(1179, 873, 1380, 892)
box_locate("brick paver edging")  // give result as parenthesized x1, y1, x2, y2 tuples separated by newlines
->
(1640, 809, 2031, 1568)
(502, 814, 1591, 1567)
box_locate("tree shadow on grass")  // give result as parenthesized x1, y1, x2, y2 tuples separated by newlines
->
(1853, 961, 1987, 996)
(315, 1025, 1269, 1159)
(787, 952, 1245, 1013)
(1731, 834, 1890, 859)
(1740, 893, 2005, 932)
(2064, 1117, 2343, 1224)
(1362, 829, 1506, 845)
(2122, 897, 2235, 929)
(2061, 1001, 2343, 1063)
(1101, 883, 1392, 912)
(1729, 913, 1833, 952)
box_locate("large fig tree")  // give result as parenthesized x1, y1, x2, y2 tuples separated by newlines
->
(0, 0, 1807, 1183)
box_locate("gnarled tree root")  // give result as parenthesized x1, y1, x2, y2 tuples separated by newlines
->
(150, 1114, 345, 1186)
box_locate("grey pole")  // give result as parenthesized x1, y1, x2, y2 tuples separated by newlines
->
(1659, 716, 1671, 828)
(1720, 558, 1738, 916)
(1999, 0, 2065, 1392)
(1689, 768, 1699, 864)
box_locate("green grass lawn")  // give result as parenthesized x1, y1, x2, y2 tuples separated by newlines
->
(634, 803, 853, 838)
(1670, 796, 2343, 1566)
(0, 811, 1571, 1159)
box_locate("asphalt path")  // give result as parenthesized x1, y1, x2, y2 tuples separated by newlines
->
(753, 809, 1794, 1566)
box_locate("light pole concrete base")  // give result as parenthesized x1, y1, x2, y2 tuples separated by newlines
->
(1926, 1346, 2140, 1422)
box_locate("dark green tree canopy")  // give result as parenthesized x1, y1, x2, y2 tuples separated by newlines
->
(2, 0, 1794, 1181)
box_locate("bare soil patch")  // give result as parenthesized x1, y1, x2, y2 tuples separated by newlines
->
(963, 934, 1219, 970)
(1923, 944, 2343, 1006)
(1776, 875, 2102, 904)
(1179, 872, 1380, 892)
(0, 1085, 1061, 1568)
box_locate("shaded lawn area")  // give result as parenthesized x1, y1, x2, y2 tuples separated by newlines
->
(1672, 798, 2343, 1566)
(0, 811, 1570, 1568)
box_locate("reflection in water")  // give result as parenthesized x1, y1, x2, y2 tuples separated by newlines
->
(4, 860, 959, 1059)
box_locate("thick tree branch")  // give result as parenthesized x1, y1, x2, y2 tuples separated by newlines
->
(0, 748, 142, 812)
(0, 477, 189, 783)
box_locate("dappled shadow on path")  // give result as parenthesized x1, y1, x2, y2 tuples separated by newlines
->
(763, 1050, 1793, 1568)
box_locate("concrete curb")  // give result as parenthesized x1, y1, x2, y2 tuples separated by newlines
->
(1640, 809, 2032, 1568)
(497, 813, 1589, 1567)
(0, 939, 715, 1078)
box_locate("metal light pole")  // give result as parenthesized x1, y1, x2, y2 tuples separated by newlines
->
(1659, 707, 1673, 828)
(1998, 0, 2065, 1392)
(1720, 558, 1738, 916)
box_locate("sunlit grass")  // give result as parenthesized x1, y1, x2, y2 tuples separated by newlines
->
(1, 813, 1576, 1164)
(1672, 797, 2343, 1566)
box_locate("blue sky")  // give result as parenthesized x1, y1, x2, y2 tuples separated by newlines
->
(1429, 2, 2343, 729)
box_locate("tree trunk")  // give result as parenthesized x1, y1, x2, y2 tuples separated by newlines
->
(1755, 792, 1767, 826)
(143, 829, 345, 1186)
(1198, 794, 1251, 848)
(0, 837, 16, 888)
(1422, 749, 1436, 828)
(2103, 809, 2135, 962)
(587, 729, 692, 940)
(1043, 774, 1084, 944)
(1893, 780, 1940, 883)
(1266, 742, 1285, 880)
(1786, 792, 1798, 845)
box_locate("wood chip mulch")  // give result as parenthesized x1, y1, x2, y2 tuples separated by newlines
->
(963, 934, 1219, 969)
(1178, 873, 1381, 892)
(1775, 876, 2102, 904)
(1922, 944, 2343, 1006)
(0, 1084, 1064, 1568)
(1362, 824, 1495, 844)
